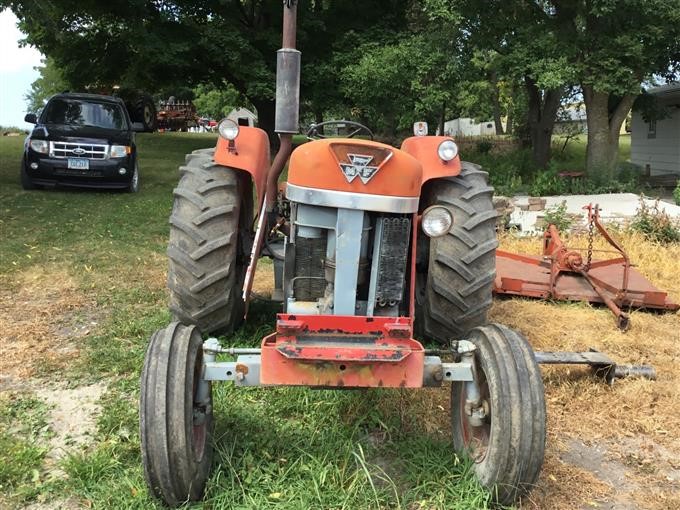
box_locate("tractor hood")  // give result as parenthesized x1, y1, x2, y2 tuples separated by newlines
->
(287, 139, 423, 197)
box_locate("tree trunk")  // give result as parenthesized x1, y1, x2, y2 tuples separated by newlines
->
(251, 97, 278, 150)
(490, 70, 505, 135)
(525, 77, 563, 168)
(583, 85, 635, 180)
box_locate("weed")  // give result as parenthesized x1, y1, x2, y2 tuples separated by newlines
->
(543, 201, 574, 232)
(674, 182, 680, 205)
(629, 199, 680, 244)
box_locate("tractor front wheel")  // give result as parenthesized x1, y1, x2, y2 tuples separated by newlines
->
(140, 322, 213, 506)
(451, 323, 546, 505)
(416, 162, 497, 343)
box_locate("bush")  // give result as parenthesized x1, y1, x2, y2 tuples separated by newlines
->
(629, 199, 680, 244)
(543, 201, 574, 232)
(674, 182, 680, 205)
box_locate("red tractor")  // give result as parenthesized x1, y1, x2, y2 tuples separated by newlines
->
(140, 2, 544, 506)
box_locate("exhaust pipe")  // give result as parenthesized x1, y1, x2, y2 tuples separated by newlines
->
(266, 0, 300, 211)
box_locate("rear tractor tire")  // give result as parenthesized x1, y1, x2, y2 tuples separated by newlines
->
(416, 162, 498, 343)
(140, 322, 213, 506)
(167, 149, 251, 335)
(451, 324, 546, 505)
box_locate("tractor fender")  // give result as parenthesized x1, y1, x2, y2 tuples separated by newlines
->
(213, 126, 270, 207)
(400, 136, 462, 186)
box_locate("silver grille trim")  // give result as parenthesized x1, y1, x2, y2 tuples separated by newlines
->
(285, 183, 419, 213)
(49, 141, 109, 159)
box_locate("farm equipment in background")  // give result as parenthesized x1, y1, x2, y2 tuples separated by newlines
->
(138, 2, 658, 508)
(156, 98, 198, 131)
(86, 86, 157, 132)
(495, 204, 679, 330)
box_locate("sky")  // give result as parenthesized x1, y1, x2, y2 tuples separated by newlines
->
(0, 9, 43, 130)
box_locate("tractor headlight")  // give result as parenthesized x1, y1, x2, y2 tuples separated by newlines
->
(110, 145, 131, 158)
(218, 119, 239, 140)
(422, 206, 453, 237)
(437, 140, 458, 161)
(29, 139, 48, 154)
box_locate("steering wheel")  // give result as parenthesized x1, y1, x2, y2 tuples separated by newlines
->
(306, 120, 374, 141)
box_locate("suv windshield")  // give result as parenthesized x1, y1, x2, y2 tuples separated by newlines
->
(42, 98, 127, 130)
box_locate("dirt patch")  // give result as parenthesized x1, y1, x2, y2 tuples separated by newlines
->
(0, 267, 98, 389)
(41, 382, 107, 461)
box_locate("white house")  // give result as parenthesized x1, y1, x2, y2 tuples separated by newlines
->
(226, 107, 258, 127)
(443, 117, 496, 137)
(631, 83, 680, 176)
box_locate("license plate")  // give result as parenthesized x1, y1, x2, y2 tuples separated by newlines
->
(67, 158, 89, 170)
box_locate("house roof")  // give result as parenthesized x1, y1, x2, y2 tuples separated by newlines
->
(647, 82, 680, 99)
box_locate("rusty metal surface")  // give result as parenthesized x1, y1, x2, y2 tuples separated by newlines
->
(534, 350, 656, 384)
(260, 314, 425, 387)
(495, 205, 679, 329)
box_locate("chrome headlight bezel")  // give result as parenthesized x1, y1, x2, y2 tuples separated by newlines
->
(218, 118, 239, 141)
(437, 140, 459, 162)
(421, 205, 454, 237)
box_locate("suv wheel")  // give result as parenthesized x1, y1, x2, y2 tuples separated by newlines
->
(21, 160, 38, 190)
(128, 163, 140, 193)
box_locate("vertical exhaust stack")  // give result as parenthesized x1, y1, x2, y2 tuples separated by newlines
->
(266, 0, 300, 211)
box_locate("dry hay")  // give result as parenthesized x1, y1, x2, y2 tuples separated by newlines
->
(0, 266, 94, 386)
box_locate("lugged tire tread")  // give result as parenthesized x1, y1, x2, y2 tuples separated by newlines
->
(418, 161, 497, 342)
(167, 151, 245, 334)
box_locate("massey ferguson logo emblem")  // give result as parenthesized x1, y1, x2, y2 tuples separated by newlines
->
(339, 154, 380, 184)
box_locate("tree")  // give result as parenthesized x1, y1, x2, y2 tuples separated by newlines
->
(25, 57, 68, 113)
(430, 0, 573, 168)
(555, 1, 680, 177)
(3, 0, 411, 142)
(192, 83, 242, 120)
(341, 33, 460, 138)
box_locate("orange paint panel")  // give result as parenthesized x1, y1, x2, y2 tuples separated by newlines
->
(400, 136, 462, 184)
(213, 127, 270, 206)
(288, 138, 423, 197)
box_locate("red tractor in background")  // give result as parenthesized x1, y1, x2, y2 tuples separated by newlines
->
(140, 2, 544, 506)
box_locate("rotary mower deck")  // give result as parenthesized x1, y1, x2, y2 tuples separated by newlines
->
(495, 204, 679, 330)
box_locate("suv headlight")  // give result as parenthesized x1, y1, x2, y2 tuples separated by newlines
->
(422, 206, 453, 237)
(29, 139, 48, 154)
(110, 145, 131, 158)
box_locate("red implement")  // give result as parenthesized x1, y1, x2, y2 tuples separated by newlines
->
(495, 204, 679, 329)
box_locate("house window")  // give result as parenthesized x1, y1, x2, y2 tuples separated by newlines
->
(648, 119, 656, 139)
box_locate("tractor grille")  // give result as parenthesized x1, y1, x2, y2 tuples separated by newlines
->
(50, 141, 109, 159)
(293, 236, 326, 300)
(375, 217, 411, 306)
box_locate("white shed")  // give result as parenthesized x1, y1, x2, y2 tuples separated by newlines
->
(443, 117, 496, 137)
(631, 83, 680, 176)
(227, 107, 258, 127)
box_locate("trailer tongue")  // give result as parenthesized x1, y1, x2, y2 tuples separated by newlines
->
(495, 204, 679, 330)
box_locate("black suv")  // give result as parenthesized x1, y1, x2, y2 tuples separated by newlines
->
(22, 93, 143, 192)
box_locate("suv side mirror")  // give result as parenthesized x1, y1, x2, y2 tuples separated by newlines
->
(131, 122, 146, 132)
(24, 113, 37, 124)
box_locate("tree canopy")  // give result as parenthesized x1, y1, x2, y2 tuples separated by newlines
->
(7, 0, 680, 175)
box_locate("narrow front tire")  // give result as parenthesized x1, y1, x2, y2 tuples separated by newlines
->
(140, 322, 213, 507)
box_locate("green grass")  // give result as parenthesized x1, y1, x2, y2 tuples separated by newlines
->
(0, 133, 494, 509)
(0, 395, 51, 502)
